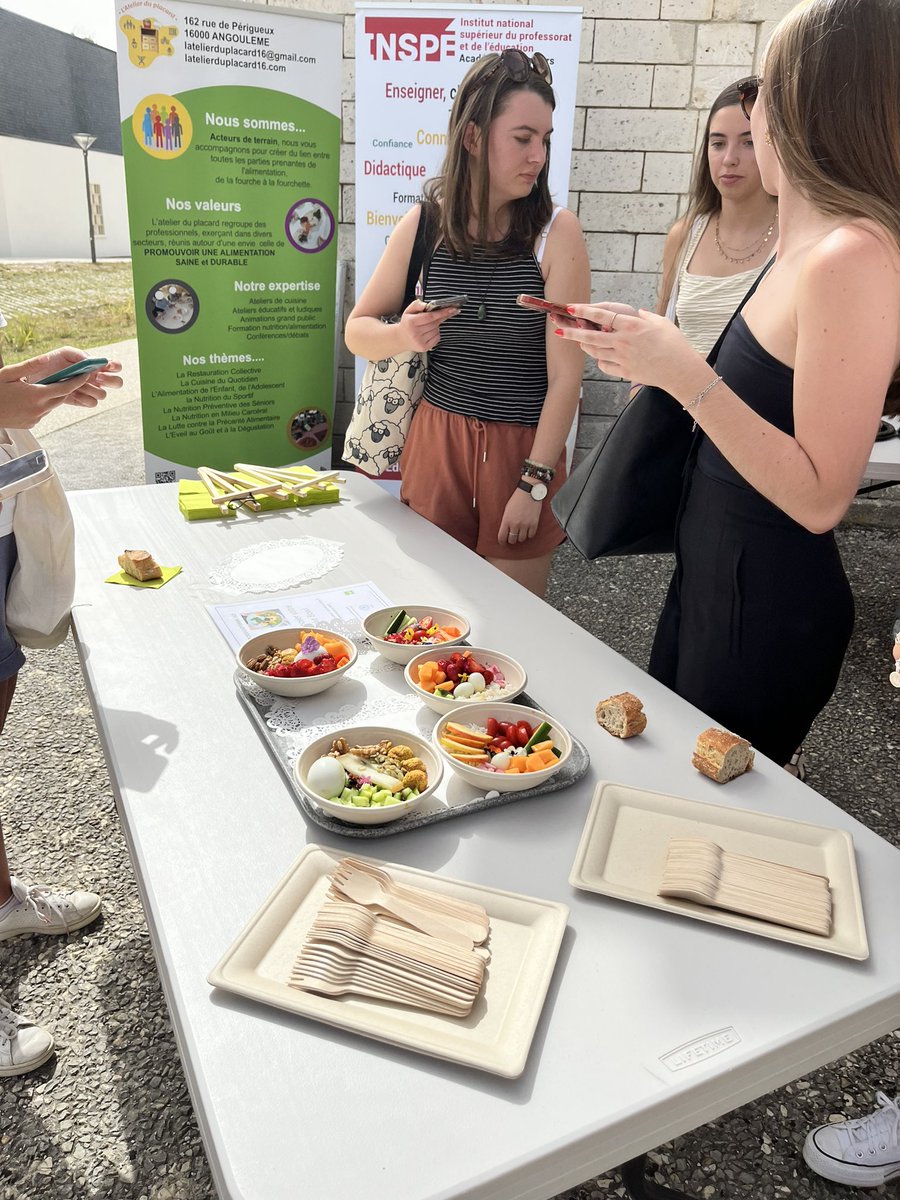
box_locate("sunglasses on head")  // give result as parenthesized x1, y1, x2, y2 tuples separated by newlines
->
(480, 48, 553, 88)
(737, 75, 760, 121)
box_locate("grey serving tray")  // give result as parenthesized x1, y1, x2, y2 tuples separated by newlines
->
(235, 668, 590, 838)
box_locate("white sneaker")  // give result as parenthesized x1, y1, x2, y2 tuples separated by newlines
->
(803, 1091, 900, 1187)
(0, 994, 55, 1077)
(0, 876, 102, 941)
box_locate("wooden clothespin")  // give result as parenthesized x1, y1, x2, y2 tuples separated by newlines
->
(235, 463, 343, 496)
(197, 466, 278, 511)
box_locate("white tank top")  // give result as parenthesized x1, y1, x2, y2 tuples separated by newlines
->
(674, 214, 766, 356)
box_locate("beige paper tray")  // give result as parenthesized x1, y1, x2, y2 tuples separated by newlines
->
(569, 781, 868, 960)
(209, 844, 569, 1077)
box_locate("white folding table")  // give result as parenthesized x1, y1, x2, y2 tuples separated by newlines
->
(68, 476, 900, 1200)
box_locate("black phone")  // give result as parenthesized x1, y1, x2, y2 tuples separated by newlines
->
(0, 449, 52, 500)
(423, 295, 468, 311)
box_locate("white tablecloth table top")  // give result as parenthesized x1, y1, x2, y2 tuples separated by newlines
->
(68, 475, 900, 1200)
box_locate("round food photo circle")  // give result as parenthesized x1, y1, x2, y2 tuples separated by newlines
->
(288, 406, 329, 450)
(145, 279, 199, 333)
(285, 199, 334, 253)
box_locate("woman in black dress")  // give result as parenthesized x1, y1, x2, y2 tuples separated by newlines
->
(557, 0, 900, 770)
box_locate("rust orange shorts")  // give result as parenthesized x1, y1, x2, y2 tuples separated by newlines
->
(399, 402, 567, 559)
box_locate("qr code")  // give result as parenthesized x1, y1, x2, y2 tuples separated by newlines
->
(154, 471, 176, 484)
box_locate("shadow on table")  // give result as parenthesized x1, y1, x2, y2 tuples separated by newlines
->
(94, 708, 179, 794)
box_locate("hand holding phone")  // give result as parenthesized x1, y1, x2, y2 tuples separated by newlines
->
(423, 295, 468, 312)
(35, 357, 110, 385)
(516, 295, 604, 330)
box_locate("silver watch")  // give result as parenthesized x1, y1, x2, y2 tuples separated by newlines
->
(517, 479, 548, 501)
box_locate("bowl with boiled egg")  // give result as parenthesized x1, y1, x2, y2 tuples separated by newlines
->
(294, 725, 442, 825)
(403, 646, 527, 716)
(432, 702, 572, 793)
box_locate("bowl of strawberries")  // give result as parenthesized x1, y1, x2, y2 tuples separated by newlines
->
(236, 627, 358, 698)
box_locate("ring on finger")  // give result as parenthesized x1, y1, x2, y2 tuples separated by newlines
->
(609, 314, 618, 331)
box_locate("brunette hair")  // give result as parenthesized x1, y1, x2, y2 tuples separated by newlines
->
(423, 53, 555, 257)
(658, 82, 754, 311)
(764, 0, 900, 411)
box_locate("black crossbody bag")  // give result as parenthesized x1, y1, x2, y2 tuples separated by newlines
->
(551, 261, 772, 558)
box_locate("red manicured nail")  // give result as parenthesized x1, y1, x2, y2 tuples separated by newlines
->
(554, 328, 564, 336)
(565, 305, 576, 314)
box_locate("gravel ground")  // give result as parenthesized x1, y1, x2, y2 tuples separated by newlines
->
(1, 385, 897, 1200)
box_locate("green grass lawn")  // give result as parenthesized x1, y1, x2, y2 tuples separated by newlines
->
(0, 261, 136, 363)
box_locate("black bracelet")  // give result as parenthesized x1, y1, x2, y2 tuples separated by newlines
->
(522, 458, 555, 483)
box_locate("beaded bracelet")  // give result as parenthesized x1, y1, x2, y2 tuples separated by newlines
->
(686, 375, 723, 411)
(522, 458, 555, 483)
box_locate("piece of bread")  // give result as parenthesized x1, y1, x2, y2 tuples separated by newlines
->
(692, 727, 754, 783)
(118, 549, 162, 581)
(595, 692, 647, 738)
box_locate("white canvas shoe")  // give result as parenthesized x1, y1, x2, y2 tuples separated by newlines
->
(803, 1092, 900, 1188)
(0, 876, 102, 941)
(0, 994, 55, 1077)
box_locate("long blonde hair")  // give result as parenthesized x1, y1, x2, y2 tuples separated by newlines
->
(765, 0, 900, 411)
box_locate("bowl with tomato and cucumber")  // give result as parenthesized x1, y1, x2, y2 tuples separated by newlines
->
(362, 605, 470, 665)
(404, 646, 527, 715)
(432, 702, 572, 792)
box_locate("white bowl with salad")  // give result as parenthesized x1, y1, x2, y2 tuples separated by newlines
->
(404, 646, 527, 715)
(294, 725, 442, 825)
(236, 627, 357, 698)
(432, 702, 572, 793)
(362, 605, 470, 665)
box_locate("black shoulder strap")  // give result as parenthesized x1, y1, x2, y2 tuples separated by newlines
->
(402, 202, 435, 309)
(706, 253, 775, 365)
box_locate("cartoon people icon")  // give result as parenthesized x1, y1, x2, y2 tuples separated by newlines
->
(170, 106, 182, 149)
(152, 105, 163, 148)
(141, 106, 153, 147)
(163, 109, 173, 152)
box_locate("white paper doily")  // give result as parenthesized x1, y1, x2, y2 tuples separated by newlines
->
(208, 538, 343, 593)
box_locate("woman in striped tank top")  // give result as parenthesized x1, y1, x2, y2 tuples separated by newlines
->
(345, 51, 589, 597)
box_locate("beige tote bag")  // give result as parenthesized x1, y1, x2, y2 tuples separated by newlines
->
(3, 427, 75, 649)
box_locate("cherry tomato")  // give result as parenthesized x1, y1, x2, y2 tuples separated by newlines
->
(486, 717, 499, 737)
(495, 738, 512, 751)
(516, 723, 531, 747)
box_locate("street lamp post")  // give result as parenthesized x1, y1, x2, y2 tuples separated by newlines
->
(73, 133, 97, 264)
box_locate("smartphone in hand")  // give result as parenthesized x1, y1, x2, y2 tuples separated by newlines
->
(35, 357, 109, 385)
(423, 295, 468, 311)
(0, 449, 52, 500)
(516, 294, 603, 329)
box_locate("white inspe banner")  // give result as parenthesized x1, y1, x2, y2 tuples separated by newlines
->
(354, 3, 582, 301)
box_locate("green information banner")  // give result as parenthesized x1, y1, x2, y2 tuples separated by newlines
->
(115, 1, 343, 482)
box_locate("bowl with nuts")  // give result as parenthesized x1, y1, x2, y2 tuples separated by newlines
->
(294, 726, 442, 825)
(236, 627, 358, 698)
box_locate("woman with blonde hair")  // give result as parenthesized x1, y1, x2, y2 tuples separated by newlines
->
(345, 50, 589, 597)
(556, 0, 900, 771)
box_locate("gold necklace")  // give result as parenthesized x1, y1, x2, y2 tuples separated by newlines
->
(714, 208, 778, 264)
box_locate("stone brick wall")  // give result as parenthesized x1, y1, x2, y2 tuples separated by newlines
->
(274, 0, 794, 458)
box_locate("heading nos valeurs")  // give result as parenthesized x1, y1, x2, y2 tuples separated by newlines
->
(166, 197, 242, 212)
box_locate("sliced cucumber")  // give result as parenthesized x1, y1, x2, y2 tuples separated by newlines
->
(384, 608, 412, 636)
(525, 721, 552, 752)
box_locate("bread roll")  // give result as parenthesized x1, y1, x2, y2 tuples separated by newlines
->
(118, 549, 162, 581)
(595, 692, 647, 738)
(692, 728, 754, 783)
